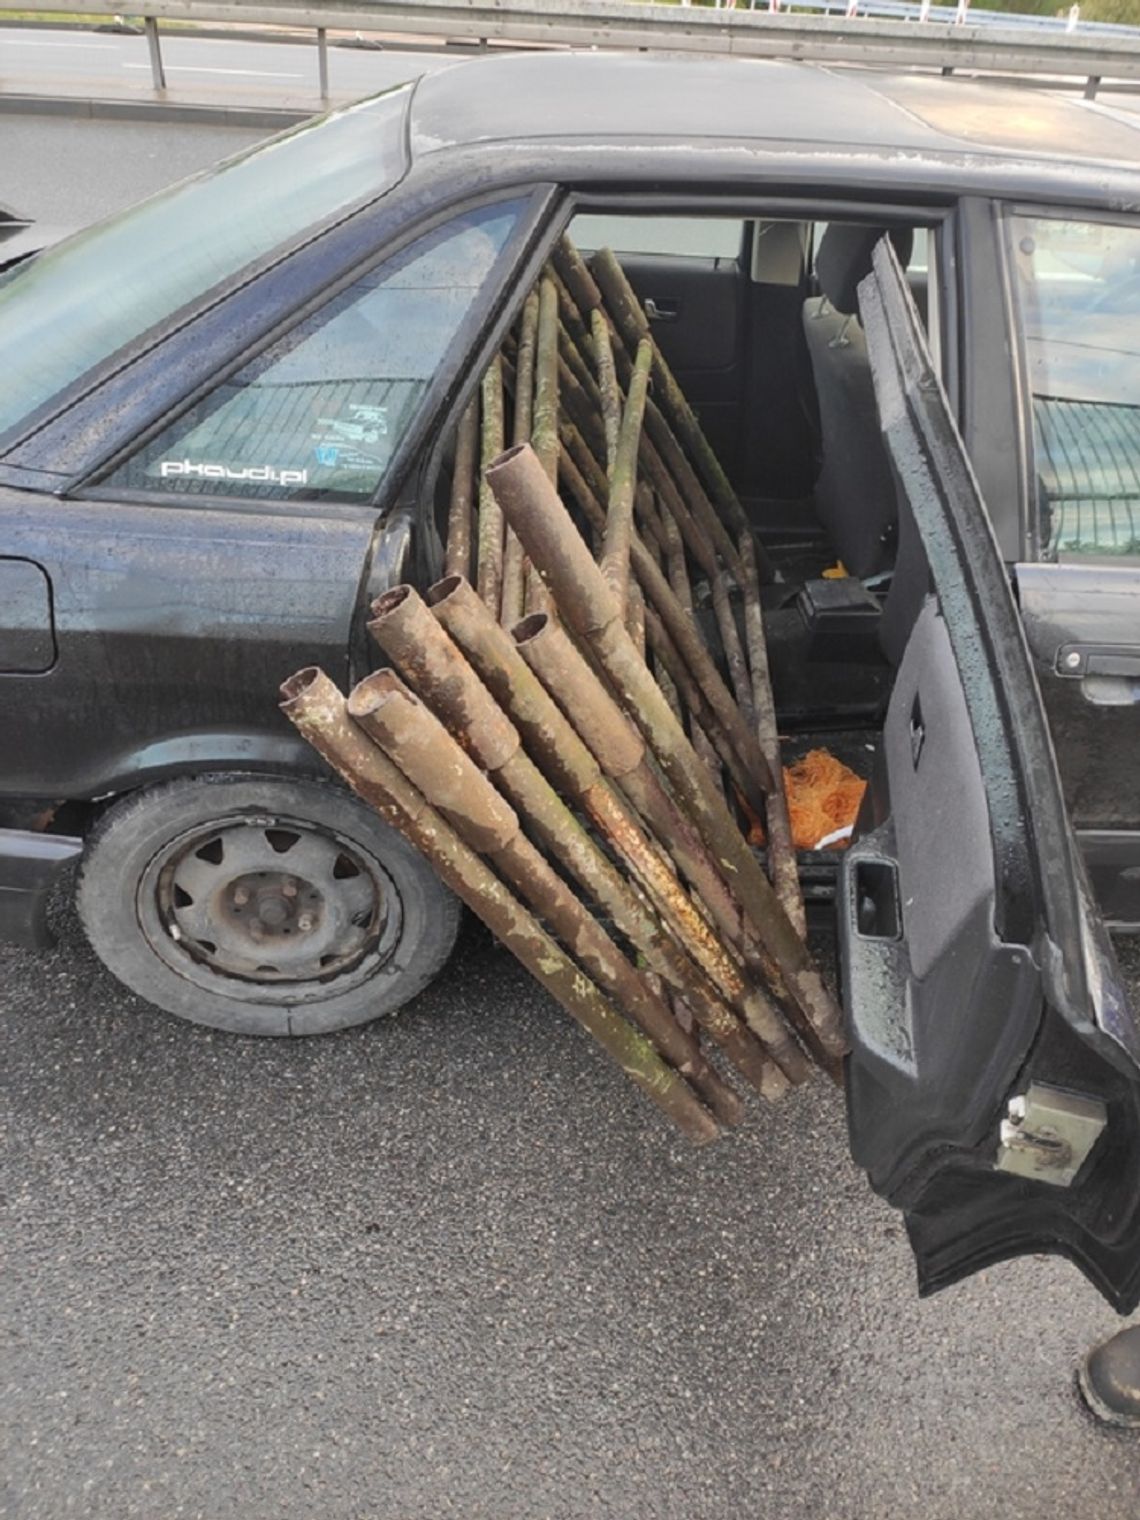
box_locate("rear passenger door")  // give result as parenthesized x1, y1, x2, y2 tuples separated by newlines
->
(1001, 210, 1140, 927)
(840, 238, 1140, 1313)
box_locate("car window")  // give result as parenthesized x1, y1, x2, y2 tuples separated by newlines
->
(1008, 214, 1139, 561)
(568, 214, 744, 261)
(101, 200, 524, 505)
(0, 87, 411, 446)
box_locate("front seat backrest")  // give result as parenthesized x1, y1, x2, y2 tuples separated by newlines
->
(802, 224, 914, 583)
(815, 224, 913, 317)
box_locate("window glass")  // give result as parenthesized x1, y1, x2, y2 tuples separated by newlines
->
(0, 87, 410, 443)
(1009, 215, 1139, 559)
(103, 201, 522, 504)
(569, 214, 744, 261)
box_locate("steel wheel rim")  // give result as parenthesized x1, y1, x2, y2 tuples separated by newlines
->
(138, 810, 403, 1004)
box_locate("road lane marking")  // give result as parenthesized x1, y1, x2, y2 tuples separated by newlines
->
(3, 39, 117, 48)
(121, 63, 305, 78)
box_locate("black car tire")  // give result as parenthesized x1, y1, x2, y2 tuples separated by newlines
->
(77, 773, 460, 1037)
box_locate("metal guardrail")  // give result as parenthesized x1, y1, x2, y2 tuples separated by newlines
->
(4, 0, 1139, 102)
(706, 0, 1139, 38)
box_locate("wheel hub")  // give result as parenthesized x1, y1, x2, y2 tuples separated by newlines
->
(151, 816, 396, 987)
(222, 871, 322, 942)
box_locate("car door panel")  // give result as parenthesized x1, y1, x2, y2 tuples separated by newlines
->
(0, 487, 376, 797)
(617, 255, 744, 479)
(1016, 561, 1140, 833)
(842, 238, 1140, 1312)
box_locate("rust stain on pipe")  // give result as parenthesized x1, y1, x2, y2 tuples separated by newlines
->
(513, 609, 804, 1086)
(486, 442, 846, 1065)
(426, 575, 771, 1108)
(741, 534, 806, 939)
(279, 667, 718, 1142)
(476, 356, 505, 618)
(348, 667, 736, 1120)
(601, 337, 652, 619)
(444, 397, 478, 583)
(501, 288, 540, 630)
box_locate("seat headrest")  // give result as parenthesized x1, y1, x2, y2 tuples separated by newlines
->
(815, 224, 915, 316)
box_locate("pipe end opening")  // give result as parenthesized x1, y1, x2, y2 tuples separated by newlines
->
(512, 613, 549, 646)
(427, 574, 464, 608)
(370, 584, 413, 621)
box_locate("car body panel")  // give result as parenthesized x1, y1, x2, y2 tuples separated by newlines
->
(0, 828, 83, 949)
(0, 485, 374, 798)
(409, 54, 1140, 172)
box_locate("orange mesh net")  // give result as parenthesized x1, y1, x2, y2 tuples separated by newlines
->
(784, 748, 866, 850)
(745, 748, 867, 852)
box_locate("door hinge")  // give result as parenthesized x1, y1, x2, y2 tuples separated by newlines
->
(996, 1082, 1107, 1188)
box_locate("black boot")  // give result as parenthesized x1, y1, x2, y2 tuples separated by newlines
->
(1079, 1325, 1140, 1429)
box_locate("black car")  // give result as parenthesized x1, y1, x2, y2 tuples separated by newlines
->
(2, 54, 1138, 1308)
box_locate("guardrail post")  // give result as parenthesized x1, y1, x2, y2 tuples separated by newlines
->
(317, 26, 330, 102)
(1084, 73, 1101, 98)
(144, 15, 166, 91)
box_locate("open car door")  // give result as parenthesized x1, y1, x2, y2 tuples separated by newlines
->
(841, 239, 1140, 1313)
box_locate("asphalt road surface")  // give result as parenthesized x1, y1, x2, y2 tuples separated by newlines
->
(3, 115, 1139, 1520)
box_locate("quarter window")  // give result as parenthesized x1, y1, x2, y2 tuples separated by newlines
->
(1009, 215, 1139, 560)
(105, 200, 524, 504)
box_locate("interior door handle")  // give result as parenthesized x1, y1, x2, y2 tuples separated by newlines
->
(644, 298, 679, 323)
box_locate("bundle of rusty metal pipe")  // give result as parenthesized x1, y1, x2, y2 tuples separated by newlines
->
(281, 235, 847, 1140)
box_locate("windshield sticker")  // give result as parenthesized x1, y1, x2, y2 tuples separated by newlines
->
(311, 403, 391, 471)
(159, 460, 308, 487)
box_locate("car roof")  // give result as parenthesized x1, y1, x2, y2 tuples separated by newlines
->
(408, 51, 1140, 173)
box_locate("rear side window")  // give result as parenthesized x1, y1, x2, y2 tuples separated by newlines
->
(1008, 214, 1139, 560)
(568, 214, 744, 261)
(0, 87, 410, 445)
(102, 200, 524, 504)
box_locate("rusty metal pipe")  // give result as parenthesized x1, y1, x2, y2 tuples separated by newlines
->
(476, 356, 505, 617)
(553, 233, 603, 319)
(741, 534, 805, 938)
(511, 609, 806, 1086)
(279, 668, 717, 1142)
(557, 430, 767, 812)
(559, 319, 600, 406)
(711, 570, 756, 729)
(643, 401, 750, 585)
(347, 669, 738, 1120)
(550, 266, 592, 354)
(557, 351, 609, 463)
(601, 337, 652, 620)
(526, 277, 560, 612)
(533, 277, 560, 485)
(512, 607, 743, 950)
(642, 608, 745, 801)
(631, 531, 771, 801)
(486, 442, 846, 1065)
(501, 289, 540, 629)
(444, 397, 478, 582)
(653, 500, 728, 776)
(591, 307, 621, 475)
(378, 581, 776, 1101)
